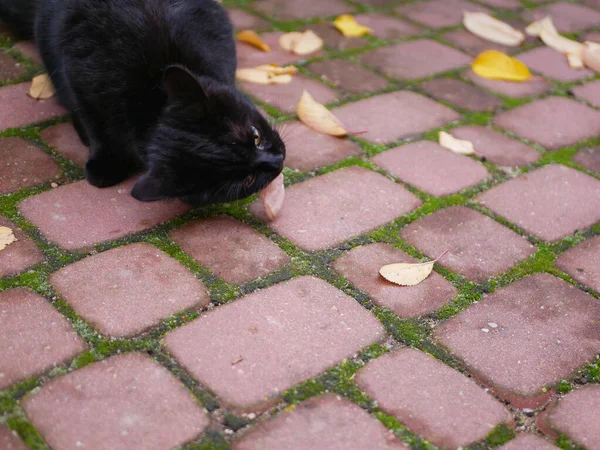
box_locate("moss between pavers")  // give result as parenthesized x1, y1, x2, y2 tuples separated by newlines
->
(556, 434, 586, 450)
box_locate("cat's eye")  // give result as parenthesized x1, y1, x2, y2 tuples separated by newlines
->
(252, 126, 262, 147)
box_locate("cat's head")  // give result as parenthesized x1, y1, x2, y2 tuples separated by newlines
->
(131, 65, 285, 205)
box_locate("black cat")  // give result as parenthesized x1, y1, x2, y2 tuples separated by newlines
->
(0, 0, 286, 204)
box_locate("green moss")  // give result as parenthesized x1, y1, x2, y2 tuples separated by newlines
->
(556, 434, 586, 450)
(4, 408, 50, 450)
(223, 413, 250, 432)
(557, 380, 574, 394)
(183, 430, 231, 450)
(486, 423, 515, 446)
(374, 412, 437, 450)
(584, 358, 600, 383)
(373, 308, 429, 344)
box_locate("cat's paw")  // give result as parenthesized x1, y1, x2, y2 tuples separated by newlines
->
(85, 157, 132, 188)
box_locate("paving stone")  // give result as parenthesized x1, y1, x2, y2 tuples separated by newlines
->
(165, 276, 386, 410)
(227, 8, 268, 30)
(250, 167, 421, 251)
(40, 122, 89, 167)
(303, 23, 368, 52)
(499, 434, 558, 450)
(582, 30, 600, 41)
(397, 0, 490, 28)
(307, 59, 388, 94)
(0, 216, 44, 279)
(545, 385, 600, 449)
(374, 141, 490, 196)
(274, 121, 363, 171)
(524, 2, 600, 33)
(444, 30, 514, 57)
(574, 147, 600, 173)
(50, 243, 209, 337)
(0, 288, 86, 390)
(253, 0, 350, 20)
(450, 125, 540, 167)
(236, 32, 316, 68)
(0, 424, 27, 450)
(361, 40, 471, 80)
(240, 75, 338, 113)
(517, 47, 593, 82)
(479, 0, 521, 9)
(12, 41, 42, 64)
(234, 394, 407, 450)
(23, 353, 208, 450)
(170, 216, 290, 285)
(19, 178, 191, 251)
(354, 13, 421, 40)
(333, 91, 461, 144)
(356, 348, 511, 449)
(436, 274, 600, 406)
(0, 51, 25, 80)
(477, 164, 600, 241)
(464, 70, 553, 98)
(0, 83, 65, 131)
(401, 206, 535, 282)
(334, 243, 457, 317)
(572, 80, 600, 108)
(421, 78, 502, 112)
(495, 97, 600, 150)
(353, 0, 400, 5)
(584, 0, 600, 10)
(555, 235, 600, 293)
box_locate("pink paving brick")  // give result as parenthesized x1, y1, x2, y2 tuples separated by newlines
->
(555, 236, 600, 293)
(227, 8, 268, 30)
(0, 51, 26, 80)
(477, 165, 600, 241)
(499, 434, 558, 450)
(421, 78, 503, 112)
(354, 13, 421, 39)
(40, 122, 88, 167)
(574, 147, 600, 173)
(234, 395, 407, 450)
(464, 71, 553, 98)
(333, 91, 461, 144)
(0, 137, 60, 194)
(524, 2, 600, 33)
(50, 243, 209, 337)
(400, 206, 535, 282)
(495, 97, 600, 150)
(361, 40, 471, 80)
(302, 23, 368, 52)
(544, 386, 600, 450)
(444, 30, 515, 57)
(356, 348, 511, 449)
(19, 178, 191, 250)
(333, 243, 457, 317)
(252, 0, 350, 20)
(0, 83, 65, 131)
(279, 121, 363, 171)
(237, 33, 319, 68)
(517, 47, 593, 82)
(450, 126, 540, 167)
(307, 60, 389, 94)
(165, 276, 385, 410)
(397, 0, 490, 28)
(374, 141, 490, 196)
(170, 216, 290, 285)
(0, 216, 44, 278)
(0, 288, 86, 390)
(250, 167, 422, 252)
(436, 274, 600, 406)
(23, 353, 208, 450)
(0, 424, 27, 450)
(572, 80, 600, 108)
(12, 41, 42, 64)
(479, 0, 521, 9)
(240, 75, 338, 113)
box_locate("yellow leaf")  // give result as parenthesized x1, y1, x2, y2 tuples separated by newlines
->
(279, 30, 323, 55)
(525, 15, 557, 37)
(583, 41, 600, 73)
(260, 173, 285, 221)
(296, 90, 347, 137)
(439, 132, 475, 155)
(236, 30, 271, 52)
(236, 68, 292, 85)
(463, 12, 524, 47)
(256, 64, 298, 75)
(28, 74, 56, 100)
(333, 15, 372, 38)
(379, 251, 449, 287)
(0, 226, 17, 251)
(471, 50, 532, 82)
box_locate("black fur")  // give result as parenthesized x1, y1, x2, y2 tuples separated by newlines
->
(0, 0, 285, 204)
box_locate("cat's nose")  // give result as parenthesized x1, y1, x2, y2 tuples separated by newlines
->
(257, 152, 284, 172)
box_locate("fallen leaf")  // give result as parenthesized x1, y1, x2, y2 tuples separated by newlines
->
(28, 74, 56, 100)
(236, 30, 271, 52)
(279, 30, 323, 55)
(0, 226, 17, 251)
(583, 41, 600, 73)
(296, 90, 347, 137)
(333, 15, 372, 38)
(256, 64, 299, 75)
(463, 12, 524, 47)
(525, 15, 558, 37)
(231, 357, 244, 365)
(279, 32, 303, 52)
(526, 16, 584, 70)
(567, 52, 585, 70)
(439, 131, 475, 155)
(236, 68, 292, 85)
(379, 250, 449, 287)
(260, 173, 285, 221)
(471, 50, 532, 81)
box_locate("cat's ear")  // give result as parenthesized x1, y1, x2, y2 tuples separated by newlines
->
(131, 171, 169, 202)
(163, 65, 208, 101)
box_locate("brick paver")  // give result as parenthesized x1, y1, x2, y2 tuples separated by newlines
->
(556, 235, 600, 293)
(355, 13, 421, 39)
(465, 71, 553, 98)
(0, 216, 44, 278)
(444, 30, 514, 56)
(0, 51, 26, 80)
(252, 0, 350, 20)
(0, 83, 65, 131)
(227, 8, 267, 31)
(23, 353, 208, 450)
(524, 2, 600, 33)
(0, 424, 27, 450)
(307, 60, 389, 94)
(436, 274, 600, 406)
(397, 0, 489, 28)
(575, 146, 600, 172)
(40, 122, 89, 167)
(499, 434, 558, 450)
(0, 288, 86, 390)
(572, 80, 600, 108)
(165, 277, 385, 409)
(421, 78, 503, 112)
(303, 23, 368, 51)
(12, 42, 42, 64)
(518, 47, 593, 82)
(236, 32, 315, 68)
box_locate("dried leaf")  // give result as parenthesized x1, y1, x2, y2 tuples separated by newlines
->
(471, 50, 532, 81)
(583, 41, 600, 73)
(279, 32, 303, 52)
(256, 64, 299, 75)
(567, 52, 585, 70)
(333, 14, 372, 37)
(463, 12, 524, 47)
(539, 29, 584, 59)
(379, 251, 449, 287)
(260, 173, 285, 221)
(236, 30, 271, 52)
(439, 131, 475, 155)
(296, 90, 347, 137)
(0, 226, 17, 251)
(236, 68, 292, 85)
(28, 74, 56, 100)
(525, 15, 557, 37)
(279, 30, 323, 55)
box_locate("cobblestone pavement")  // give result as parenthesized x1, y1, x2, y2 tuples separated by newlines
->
(1, 0, 600, 449)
